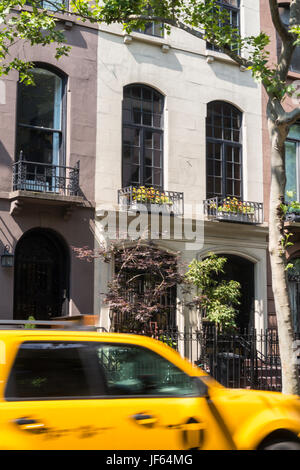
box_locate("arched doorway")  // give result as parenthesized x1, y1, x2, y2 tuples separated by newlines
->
(217, 254, 255, 331)
(14, 229, 69, 320)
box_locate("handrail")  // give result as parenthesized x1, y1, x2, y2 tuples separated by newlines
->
(12, 159, 80, 196)
(118, 186, 184, 216)
(204, 197, 264, 224)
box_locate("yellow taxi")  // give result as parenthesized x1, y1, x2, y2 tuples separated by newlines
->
(0, 324, 300, 450)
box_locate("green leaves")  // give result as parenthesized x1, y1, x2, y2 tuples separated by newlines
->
(0, 1, 71, 81)
(185, 253, 241, 330)
(0, 0, 298, 102)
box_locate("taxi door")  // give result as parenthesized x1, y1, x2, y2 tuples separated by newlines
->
(0, 339, 234, 450)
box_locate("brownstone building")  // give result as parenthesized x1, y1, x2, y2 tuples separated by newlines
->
(0, 7, 98, 320)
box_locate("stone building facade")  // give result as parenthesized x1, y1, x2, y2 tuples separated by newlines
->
(0, 10, 98, 320)
(94, 0, 268, 334)
(0, 1, 271, 334)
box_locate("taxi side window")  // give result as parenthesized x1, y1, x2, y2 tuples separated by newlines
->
(5, 341, 198, 400)
(97, 344, 198, 397)
(5, 342, 93, 400)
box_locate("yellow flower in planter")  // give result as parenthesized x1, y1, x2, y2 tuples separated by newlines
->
(217, 197, 254, 215)
(131, 186, 173, 206)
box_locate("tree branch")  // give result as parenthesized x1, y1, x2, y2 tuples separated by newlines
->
(269, 0, 292, 42)
(267, 1, 297, 94)
(276, 106, 300, 126)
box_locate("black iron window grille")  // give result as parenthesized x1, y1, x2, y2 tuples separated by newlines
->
(111, 278, 177, 333)
(118, 186, 184, 216)
(206, 101, 242, 199)
(13, 154, 80, 196)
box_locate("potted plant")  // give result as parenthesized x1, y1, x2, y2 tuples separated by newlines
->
(282, 191, 300, 222)
(131, 186, 173, 213)
(216, 197, 255, 222)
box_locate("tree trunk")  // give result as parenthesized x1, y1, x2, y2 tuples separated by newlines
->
(268, 118, 300, 395)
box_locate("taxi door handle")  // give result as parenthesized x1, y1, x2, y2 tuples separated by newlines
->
(14, 417, 46, 431)
(131, 413, 157, 426)
(181, 421, 206, 431)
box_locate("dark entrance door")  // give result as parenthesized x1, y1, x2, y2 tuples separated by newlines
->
(218, 254, 255, 331)
(14, 229, 69, 320)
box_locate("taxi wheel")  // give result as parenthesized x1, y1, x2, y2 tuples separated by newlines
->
(262, 440, 300, 450)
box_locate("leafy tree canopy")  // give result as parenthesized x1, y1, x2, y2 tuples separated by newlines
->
(1, 0, 300, 100)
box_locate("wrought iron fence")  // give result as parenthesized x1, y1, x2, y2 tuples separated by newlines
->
(116, 325, 300, 392)
(118, 186, 184, 216)
(13, 159, 80, 196)
(204, 197, 264, 225)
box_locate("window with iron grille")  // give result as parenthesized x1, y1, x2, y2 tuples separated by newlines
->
(122, 84, 164, 190)
(206, 101, 242, 199)
(110, 245, 178, 333)
(111, 271, 177, 332)
(206, 0, 240, 53)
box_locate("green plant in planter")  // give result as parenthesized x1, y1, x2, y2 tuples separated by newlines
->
(132, 186, 172, 205)
(217, 197, 254, 215)
(285, 191, 300, 213)
(281, 191, 300, 217)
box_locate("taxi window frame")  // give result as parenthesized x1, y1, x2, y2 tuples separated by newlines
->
(4, 340, 105, 402)
(4, 340, 201, 401)
(94, 342, 200, 400)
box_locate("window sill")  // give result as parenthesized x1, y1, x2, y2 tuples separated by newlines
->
(205, 50, 247, 71)
(287, 70, 300, 80)
(123, 32, 171, 53)
(12, 6, 99, 31)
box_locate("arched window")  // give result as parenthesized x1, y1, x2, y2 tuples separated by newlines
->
(122, 84, 164, 189)
(16, 65, 66, 167)
(206, 101, 242, 199)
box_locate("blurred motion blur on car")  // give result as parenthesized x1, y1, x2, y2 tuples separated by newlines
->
(0, 323, 300, 450)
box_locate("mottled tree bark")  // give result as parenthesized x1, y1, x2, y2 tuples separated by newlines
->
(268, 116, 300, 395)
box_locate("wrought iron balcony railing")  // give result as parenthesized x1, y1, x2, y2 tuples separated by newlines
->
(204, 197, 263, 225)
(118, 186, 184, 216)
(12, 160, 80, 197)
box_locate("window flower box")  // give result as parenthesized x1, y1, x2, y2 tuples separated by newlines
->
(118, 186, 184, 216)
(204, 197, 263, 225)
(283, 194, 300, 222)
